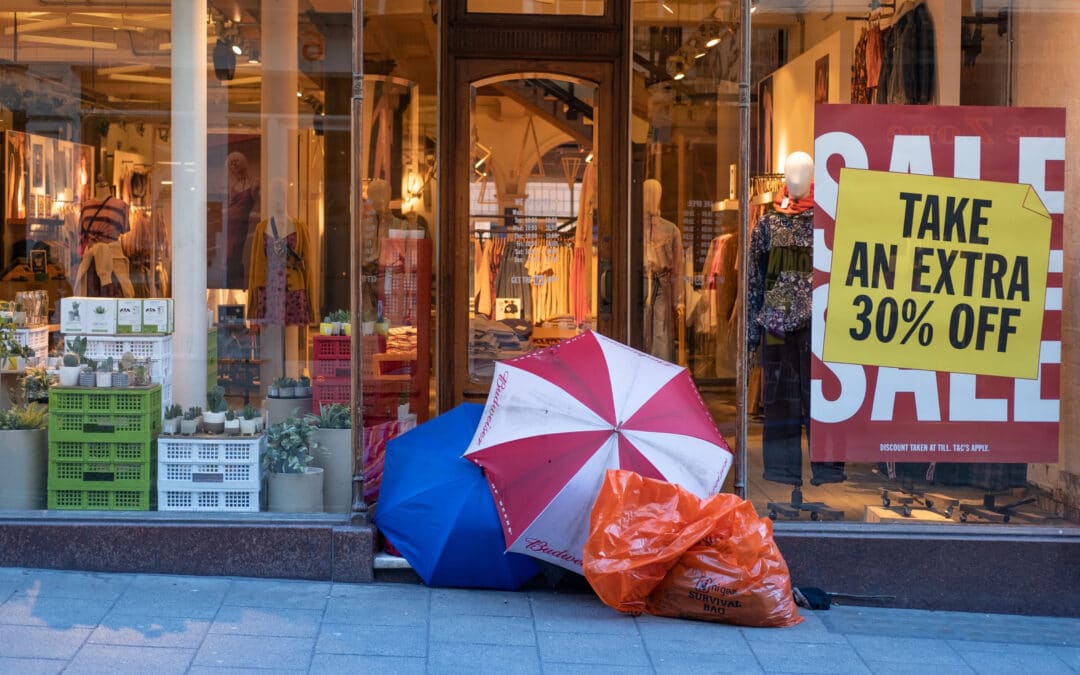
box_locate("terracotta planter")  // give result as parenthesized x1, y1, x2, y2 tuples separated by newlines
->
(268, 467, 324, 513)
(0, 429, 47, 509)
(311, 428, 353, 513)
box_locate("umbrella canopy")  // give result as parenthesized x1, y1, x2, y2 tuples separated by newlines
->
(374, 403, 540, 590)
(464, 330, 733, 574)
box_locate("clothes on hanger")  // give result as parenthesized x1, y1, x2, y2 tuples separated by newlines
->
(247, 217, 316, 326)
(644, 214, 683, 362)
(876, 0, 935, 105)
(78, 195, 129, 255)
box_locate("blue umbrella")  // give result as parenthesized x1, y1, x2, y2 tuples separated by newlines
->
(374, 403, 540, 589)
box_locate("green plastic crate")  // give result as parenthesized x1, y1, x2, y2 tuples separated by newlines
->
(48, 459, 151, 491)
(48, 386, 161, 444)
(49, 440, 153, 463)
(48, 488, 150, 511)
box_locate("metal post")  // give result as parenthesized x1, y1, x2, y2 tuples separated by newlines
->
(736, 0, 751, 498)
(350, 0, 367, 523)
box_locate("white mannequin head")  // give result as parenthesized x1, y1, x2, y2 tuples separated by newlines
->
(643, 179, 662, 218)
(783, 151, 814, 199)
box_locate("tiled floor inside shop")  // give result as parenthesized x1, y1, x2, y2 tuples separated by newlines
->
(699, 383, 1064, 526)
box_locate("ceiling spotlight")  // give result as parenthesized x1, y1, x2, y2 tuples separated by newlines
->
(750, 0, 759, 13)
(231, 42, 242, 55)
(584, 150, 594, 163)
(660, 1, 674, 14)
(687, 37, 707, 59)
(666, 53, 688, 81)
(702, 21, 725, 48)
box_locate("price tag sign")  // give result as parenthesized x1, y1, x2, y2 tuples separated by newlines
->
(823, 168, 1051, 379)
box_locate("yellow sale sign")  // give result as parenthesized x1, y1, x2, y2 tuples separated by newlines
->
(823, 168, 1051, 379)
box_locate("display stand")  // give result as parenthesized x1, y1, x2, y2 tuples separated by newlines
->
(958, 493, 1041, 524)
(879, 485, 959, 519)
(767, 486, 844, 521)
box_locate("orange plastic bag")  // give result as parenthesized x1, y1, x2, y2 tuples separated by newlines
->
(583, 469, 802, 627)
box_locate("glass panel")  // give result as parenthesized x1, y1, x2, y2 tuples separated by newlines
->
(467, 0, 604, 16)
(630, 2, 743, 479)
(467, 76, 598, 384)
(748, 0, 1075, 527)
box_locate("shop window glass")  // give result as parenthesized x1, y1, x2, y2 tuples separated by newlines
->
(741, 0, 1076, 527)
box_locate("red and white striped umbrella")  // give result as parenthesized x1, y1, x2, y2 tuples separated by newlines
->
(464, 331, 733, 573)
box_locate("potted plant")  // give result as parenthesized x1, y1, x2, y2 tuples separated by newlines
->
(20, 365, 52, 403)
(59, 352, 81, 387)
(279, 377, 297, 399)
(95, 356, 113, 388)
(180, 406, 202, 435)
(162, 404, 183, 435)
(306, 403, 353, 513)
(264, 414, 324, 512)
(240, 404, 259, 435)
(324, 309, 349, 336)
(0, 402, 48, 510)
(113, 352, 134, 387)
(203, 385, 227, 434)
(131, 360, 151, 387)
(296, 375, 312, 398)
(224, 409, 241, 435)
(78, 359, 96, 388)
(268, 377, 285, 398)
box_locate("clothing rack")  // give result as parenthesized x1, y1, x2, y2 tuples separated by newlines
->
(846, 0, 895, 21)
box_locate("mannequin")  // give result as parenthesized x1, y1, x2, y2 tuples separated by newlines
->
(747, 151, 845, 517)
(642, 179, 684, 362)
(225, 152, 259, 289)
(247, 177, 312, 324)
(76, 177, 132, 297)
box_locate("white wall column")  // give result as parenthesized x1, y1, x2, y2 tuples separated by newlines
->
(171, 0, 208, 408)
(261, 0, 302, 384)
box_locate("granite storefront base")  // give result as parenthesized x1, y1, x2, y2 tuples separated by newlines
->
(0, 517, 374, 583)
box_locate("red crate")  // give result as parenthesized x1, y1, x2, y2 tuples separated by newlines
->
(313, 359, 351, 380)
(313, 381, 351, 412)
(312, 335, 351, 360)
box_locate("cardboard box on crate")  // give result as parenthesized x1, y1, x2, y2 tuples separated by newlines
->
(47, 385, 161, 511)
(157, 434, 265, 512)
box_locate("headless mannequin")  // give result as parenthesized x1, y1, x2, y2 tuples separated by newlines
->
(748, 152, 844, 520)
(642, 179, 684, 362)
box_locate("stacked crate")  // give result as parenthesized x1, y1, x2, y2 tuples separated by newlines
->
(80, 335, 174, 410)
(157, 434, 265, 512)
(311, 335, 351, 413)
(47, 386, 161, 510)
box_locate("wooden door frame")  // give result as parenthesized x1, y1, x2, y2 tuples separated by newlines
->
(438, 2, 631, 411)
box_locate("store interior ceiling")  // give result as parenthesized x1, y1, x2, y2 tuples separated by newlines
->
(0, 0, 800, 123)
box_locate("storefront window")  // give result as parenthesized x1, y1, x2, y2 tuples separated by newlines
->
(466, 75, 598, 385)
(742, 0, 1075, 527)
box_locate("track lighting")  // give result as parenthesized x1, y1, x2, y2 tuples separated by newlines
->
(666, 52, 688, 82)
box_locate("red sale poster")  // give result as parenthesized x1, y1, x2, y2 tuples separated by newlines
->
(811, 105, 1063, 464)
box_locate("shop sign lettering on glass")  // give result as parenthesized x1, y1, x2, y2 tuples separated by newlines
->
(811, 105, 1063, 464)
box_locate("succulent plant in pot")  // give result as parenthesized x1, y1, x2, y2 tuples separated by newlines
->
(0, 402, 49, 510)
(20, 365, 52, 403)
(268, 377, 284, 398)
(296, 375, 312, 398)
(162, 404, 183, 435)
(180, 405, 202, 435)
(240, 404, 259, 435)
(95, 357, 114, 388)
(59, 351, 81, 387)
(223, 408, 241, 435)
(279, 377, 297, 399)
(264, 415, 324, 512)
(131, 360, 151, 387)
(203, 386, 228, 434)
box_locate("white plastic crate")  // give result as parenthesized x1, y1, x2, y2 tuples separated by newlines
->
(75, 334, 173, 387)
(157, 435, 264, 492)
(15, 327, 49, 358)
(158, 488, 260, 512)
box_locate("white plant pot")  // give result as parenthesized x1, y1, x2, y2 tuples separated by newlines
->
(0, 429, 47, 509)
(278, 386, 296, 398)
(58, 366, 81, 387)
(239, 418, 257, 435)
(267, 386, 280, 398)
(95, 371, 112, 387)
(161, 417, 180, 435)
(311, 428, 353, 513)
(202, 410, 226, 434)
(268, 467, 324, 513)
(224, 419, 241, 435)
(253, 416, 264, 432)
(179, 419, 199, 435)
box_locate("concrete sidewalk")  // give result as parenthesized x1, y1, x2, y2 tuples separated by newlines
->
(0, 566, 1077, 674)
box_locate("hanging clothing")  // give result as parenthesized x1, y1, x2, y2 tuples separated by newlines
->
(570, 161, 597, 325)
(226, 185, 258, 289)
(702, 233, 738, 378)
(747, 208, 814, 349)
(644, 215, 683, 362)
(78, 196, 130, 255)
(76, 241, 134, 298)
(877, 2, 935, 104)
(851, 29, 871, 105)
(247, 219, 316, 326)
(865, 23, 884, 90)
